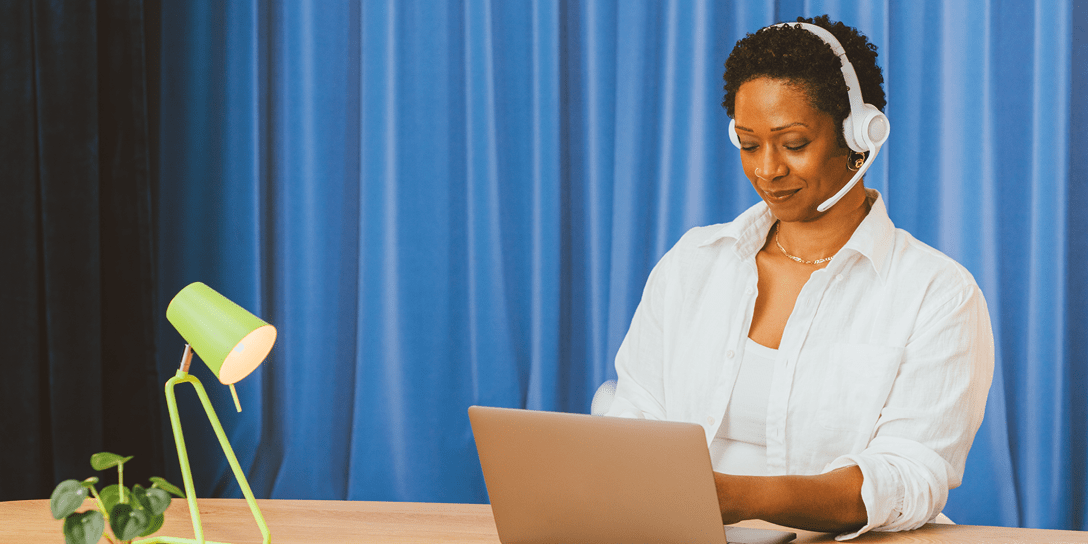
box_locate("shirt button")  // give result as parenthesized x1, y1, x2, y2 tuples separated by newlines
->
(706, 416, 715, 425)
(726, 350, 735, 359)
(745, 286, 755, 295)
(835, 274, 844, 282)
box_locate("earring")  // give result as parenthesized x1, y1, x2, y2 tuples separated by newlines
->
(847, 152, 865, 172)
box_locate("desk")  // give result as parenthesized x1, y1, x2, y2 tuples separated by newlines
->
(2, 498, 1085, 543)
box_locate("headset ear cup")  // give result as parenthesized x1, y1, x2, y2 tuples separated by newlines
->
(729, 118, 742, 149)
(860, 105, 890, 149)
(842, 106, 889, 153)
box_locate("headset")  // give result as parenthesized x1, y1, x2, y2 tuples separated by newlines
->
(729, 22, 890, 212)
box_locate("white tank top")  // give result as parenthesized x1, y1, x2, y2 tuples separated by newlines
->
(709, 337, 775, 475)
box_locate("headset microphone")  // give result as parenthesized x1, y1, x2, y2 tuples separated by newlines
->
(729, 22, 890, 213)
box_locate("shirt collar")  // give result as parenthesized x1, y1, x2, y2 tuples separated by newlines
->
(838, 189, 895, 283)
(696, 199, 776, 259)
(695, 188, 895, 283)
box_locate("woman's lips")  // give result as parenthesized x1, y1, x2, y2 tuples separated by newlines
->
(763, 188, 801, 201)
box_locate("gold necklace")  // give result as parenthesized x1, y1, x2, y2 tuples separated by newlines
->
(774, 223, 833, 265)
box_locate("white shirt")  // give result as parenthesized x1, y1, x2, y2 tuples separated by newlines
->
(605, 190, 994, 540)
(710, 338, 775, 476)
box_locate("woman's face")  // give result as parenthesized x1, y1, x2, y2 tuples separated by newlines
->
(733, 77, 854, 223)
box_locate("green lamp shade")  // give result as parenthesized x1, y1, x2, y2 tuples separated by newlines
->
(166, 282, 276, 384)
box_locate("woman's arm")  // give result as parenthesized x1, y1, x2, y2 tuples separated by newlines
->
(714, 466, 867, 533)
(606, 248, 675, 420)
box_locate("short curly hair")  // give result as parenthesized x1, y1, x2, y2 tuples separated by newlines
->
(722, 15, 886, 149)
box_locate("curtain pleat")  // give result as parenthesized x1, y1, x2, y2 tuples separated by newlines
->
(525, 0, 562, 411)
(1068, 0, 1088, 530)
(1022, 1, 1071, 529)
(33, 0, 107, 481)
(97, 0, 163, 492)
(1, 0, 55, 499)
(152, 0, 1087, 530)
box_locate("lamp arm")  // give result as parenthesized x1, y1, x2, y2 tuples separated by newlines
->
(186, 372, 271, 542)
(140, 369, 270, 544)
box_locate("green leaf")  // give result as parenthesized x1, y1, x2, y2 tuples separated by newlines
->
(142, 487, 172, 516)
(100, 484, 130, 512)
(110, 503, 150, 541)
(150, 476, 186, 498)
(50, 480, 88, 520)
(63, 510, 105, 544)
(80, 477, 99, 488)
(131, 484, 170, 516)
(131, 484, 151, 511)
(139, 513, 165, 537)
(90, 452, 133, 471)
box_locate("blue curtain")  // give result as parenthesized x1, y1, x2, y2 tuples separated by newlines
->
(156, 0, 1087, 530)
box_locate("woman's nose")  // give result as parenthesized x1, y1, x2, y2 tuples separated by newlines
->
(754, 151, 787, 182)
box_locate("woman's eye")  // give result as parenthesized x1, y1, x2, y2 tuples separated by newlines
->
(784, 141, 809, 151)
(740, 143, 758, 151)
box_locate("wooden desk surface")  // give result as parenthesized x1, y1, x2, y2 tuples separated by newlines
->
(3, 498, 1085, 543)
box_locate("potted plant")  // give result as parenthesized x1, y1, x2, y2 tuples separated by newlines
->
(49, 452, 185, 544)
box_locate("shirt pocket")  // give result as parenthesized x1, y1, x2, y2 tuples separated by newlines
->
(816, 343, 904, 432)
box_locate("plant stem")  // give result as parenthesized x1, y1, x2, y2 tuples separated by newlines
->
(118, 463, 126, 504)
(88, 485, 110, 522)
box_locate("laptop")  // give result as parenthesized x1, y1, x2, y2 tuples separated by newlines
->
(468, 406, 796, 544)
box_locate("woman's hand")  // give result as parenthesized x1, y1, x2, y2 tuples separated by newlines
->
(713, 466, 867, 533)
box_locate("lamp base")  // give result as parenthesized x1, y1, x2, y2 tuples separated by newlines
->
(164, 361, 271, 544)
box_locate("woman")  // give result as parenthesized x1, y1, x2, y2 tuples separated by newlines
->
(605, 15, 994, 539)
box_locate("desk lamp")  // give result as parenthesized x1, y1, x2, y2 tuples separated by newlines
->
(151, 282, 275, 544)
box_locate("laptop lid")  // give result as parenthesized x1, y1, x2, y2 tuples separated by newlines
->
(468, 406, 729, 544)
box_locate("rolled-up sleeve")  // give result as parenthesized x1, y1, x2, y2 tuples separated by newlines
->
(827, 282, 994, 540)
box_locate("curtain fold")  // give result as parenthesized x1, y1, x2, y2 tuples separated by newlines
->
(151, 0, 1086, 530)
(1067, 0, 1088, 529)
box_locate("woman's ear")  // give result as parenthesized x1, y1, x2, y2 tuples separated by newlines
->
(846, 151, 866, 172)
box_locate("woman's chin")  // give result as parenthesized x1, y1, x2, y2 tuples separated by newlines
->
(763, 200, 818, 223)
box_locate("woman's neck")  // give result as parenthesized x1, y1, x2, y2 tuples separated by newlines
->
(774, 187, 872, 263)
